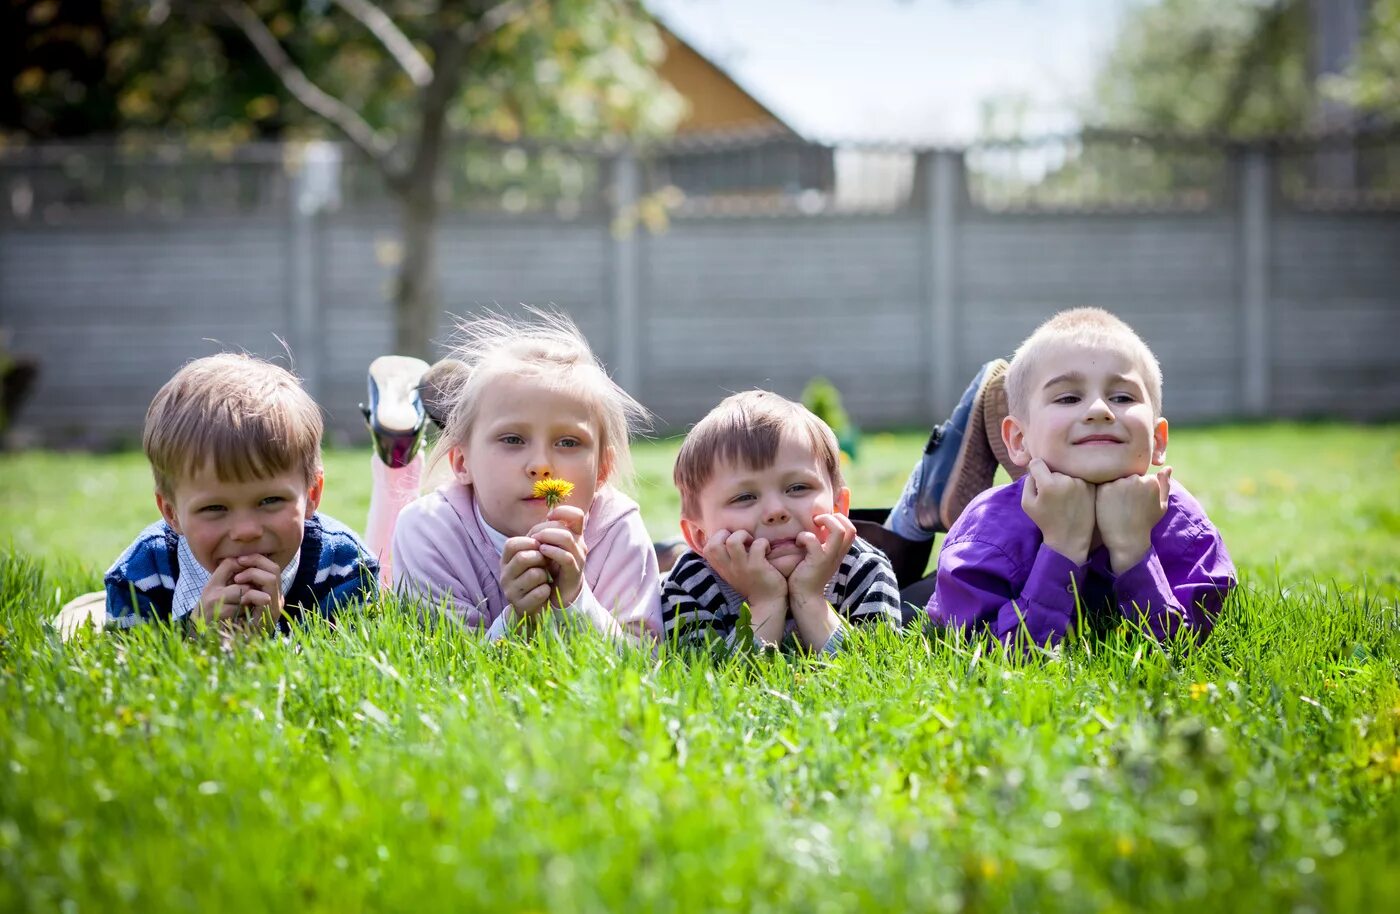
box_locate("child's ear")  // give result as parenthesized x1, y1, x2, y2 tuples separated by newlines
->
(449, 446, 472, 486)
(154, 489, 181, 535)
(679, 516, 706, 554)
(1151, 417, 1169, 465)
(306, 469, 325, 513)
(832, 486, 851, 517)
(1002, 415, 1032, 468)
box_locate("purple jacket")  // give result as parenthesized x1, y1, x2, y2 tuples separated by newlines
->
(928, 476, 1236, 646)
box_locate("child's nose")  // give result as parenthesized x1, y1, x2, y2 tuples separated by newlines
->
(526, 458, 553, 479)
(763, 502, 790, 525)
(1085, 396, 1114, 419)
(231, 516, 262, 540)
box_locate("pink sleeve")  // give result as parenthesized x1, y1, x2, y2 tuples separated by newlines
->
(583, 509, 663, 643)
(391, 499, 493, 630)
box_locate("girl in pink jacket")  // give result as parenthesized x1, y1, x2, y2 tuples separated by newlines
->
(362, 310, 662, 643)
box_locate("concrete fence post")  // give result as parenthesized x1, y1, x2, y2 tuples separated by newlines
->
(287, 141, 340, 401)
(608, 148, 641, 396)
(921, 148, 963, 417)
(1237, 145, 1273, 417)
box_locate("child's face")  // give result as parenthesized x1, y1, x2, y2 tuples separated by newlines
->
(1003, 340, 1168, 484)
(156, 464, 323, 574)
(450, 374, 608, 537)
(681, 435, 851, 577)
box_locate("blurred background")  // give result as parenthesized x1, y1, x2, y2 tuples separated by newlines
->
(1, 0, 1397, 447)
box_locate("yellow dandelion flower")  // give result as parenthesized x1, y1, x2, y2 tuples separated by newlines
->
(533, 478, 575, 509)
(1189, 682, 1210, 700)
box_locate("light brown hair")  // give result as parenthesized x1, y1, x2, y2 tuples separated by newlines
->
(674, 390, 844, 518)
(1005, 307, 1164, 419)
(143, 353, 323, 498)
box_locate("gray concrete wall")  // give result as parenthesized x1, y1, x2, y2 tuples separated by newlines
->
(3, 149, 1399, 446)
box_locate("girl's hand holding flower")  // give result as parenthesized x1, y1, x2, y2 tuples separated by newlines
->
(529, 479, 587, 607)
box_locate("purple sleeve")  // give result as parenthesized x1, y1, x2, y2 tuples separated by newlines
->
(1112, 524, 1236, 643)
(930, 538, 1088, 646)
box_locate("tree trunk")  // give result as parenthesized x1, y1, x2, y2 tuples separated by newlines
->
(393, 183, 439, 359)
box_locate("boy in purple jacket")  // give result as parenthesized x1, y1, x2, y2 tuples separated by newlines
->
(924, 308, 1236, 646)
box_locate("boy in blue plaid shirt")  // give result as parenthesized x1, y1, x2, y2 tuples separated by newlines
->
(95, 353, 378, 633)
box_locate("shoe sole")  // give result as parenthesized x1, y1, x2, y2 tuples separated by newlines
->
(938, 360, 1008, 528)
(368, 356, 430, 433)
(981, 359, 1024, 480)
(419, 358, 469, 429)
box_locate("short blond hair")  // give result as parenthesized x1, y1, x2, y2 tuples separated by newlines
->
(144, 353, 323, 498)
(1005, 308, 1164, 419)
(431, 308, 648, 486)
(674, 390, 844, 518)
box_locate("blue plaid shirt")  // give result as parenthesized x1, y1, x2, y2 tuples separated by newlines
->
(103, 513, 379, 629)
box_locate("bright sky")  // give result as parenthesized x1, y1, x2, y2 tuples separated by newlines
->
(646, 0, 1137, 143)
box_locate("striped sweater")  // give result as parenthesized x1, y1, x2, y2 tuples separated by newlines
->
(661, 536, 902, 652)
(102, 513, 379, 629)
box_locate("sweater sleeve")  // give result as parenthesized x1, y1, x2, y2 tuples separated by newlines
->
(931, 538, 1087, 647)
(575, 508, 663, 644)
(391, 504, 494, 630)
(102, 524, 175, 628)
(1112, 524, 1236, 643)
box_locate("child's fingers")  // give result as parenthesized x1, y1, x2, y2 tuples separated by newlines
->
(233, 567, 278, 591)
(240, 588, 273, 608)
(545, 505, 586, 536)
(208, 557, 243, 588)
(502, 536, 545, 566)
(236, 553, 280, 575)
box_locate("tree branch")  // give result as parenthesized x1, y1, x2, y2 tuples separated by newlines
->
(458, 0, 536, 46)
(332, 0, 432, 88)
(218, 0, 401, 181)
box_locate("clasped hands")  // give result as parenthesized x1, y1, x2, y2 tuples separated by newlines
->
(500, 505, 589, 626)
(192, 554, 285, 633)
(700, 513, 856, 649)
(1021, 457, 1172, 572)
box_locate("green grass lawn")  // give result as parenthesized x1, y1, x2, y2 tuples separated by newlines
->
(2, 423, 1399, 911)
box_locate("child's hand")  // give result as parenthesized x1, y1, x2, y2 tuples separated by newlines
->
(787, 513, 856, 610)
(500, 537, 552, 622)
(528, 505, 588, 607)
(231, 553, 286, 630)
(193, 557, 254, 625)
(1022, 458, 1097, 564)
(1095, 467, 1172, 573)
(702, 529, 788, 607)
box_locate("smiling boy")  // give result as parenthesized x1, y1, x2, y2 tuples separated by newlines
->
(927, 308, 1236, 646)
(102, 354, 378, 631)
(662, 390, 901, 652)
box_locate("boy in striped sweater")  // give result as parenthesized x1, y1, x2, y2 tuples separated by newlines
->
(97, 353, 377, 633)
(662, 390, 901, 653)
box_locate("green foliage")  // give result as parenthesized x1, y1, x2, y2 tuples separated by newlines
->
(5, 0, 685, 144)
(801, 376, 858, 457)
(1327, 0, 1400, 119)
(1088, 0, 1313, 136)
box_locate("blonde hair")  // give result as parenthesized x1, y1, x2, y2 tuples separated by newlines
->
(144, 353, 322, 498)
(674, 390, 844, 519)
(429, 308, 648, 487)
(1005, 308, 1164, 419)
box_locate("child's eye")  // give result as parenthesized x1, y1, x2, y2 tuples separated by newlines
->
(198, 505, 226, 514)
(499, 434, 524, 446)
(260, 496, 286, 507)
(729, 493, 755, 505)
(1110, 393, 1138, 404)
(1053, 394, 1081, 405)
(556, 437, 581, 449)
(786, 483, 811, 495)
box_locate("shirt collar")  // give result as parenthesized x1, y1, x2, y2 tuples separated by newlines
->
(474, 498, 509, 555)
